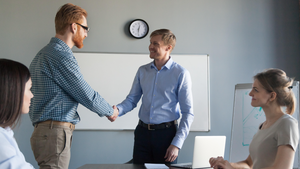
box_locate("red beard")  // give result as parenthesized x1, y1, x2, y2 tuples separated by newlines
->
(73, 30, 84, 49)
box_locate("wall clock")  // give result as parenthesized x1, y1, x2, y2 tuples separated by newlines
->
(128, 19, 149, 39)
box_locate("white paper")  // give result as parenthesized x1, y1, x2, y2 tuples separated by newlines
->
(144, 163, 169, 169)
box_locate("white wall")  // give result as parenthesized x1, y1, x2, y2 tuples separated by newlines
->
(1, 0, 300, 168)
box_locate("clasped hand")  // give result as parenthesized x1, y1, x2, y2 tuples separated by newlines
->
(106, 105, 119, 122)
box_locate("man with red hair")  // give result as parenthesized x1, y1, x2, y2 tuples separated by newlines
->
(29, 3, 118, 169)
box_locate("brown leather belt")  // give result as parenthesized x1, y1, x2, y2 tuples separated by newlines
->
(35, 120, 75, 130)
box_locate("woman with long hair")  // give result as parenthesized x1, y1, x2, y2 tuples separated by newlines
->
(210, 68, 299, 169)
(0, 59, 34, 168)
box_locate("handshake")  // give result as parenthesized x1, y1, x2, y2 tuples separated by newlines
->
(106, 105, 119, 122)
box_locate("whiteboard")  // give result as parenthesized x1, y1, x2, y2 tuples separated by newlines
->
(73, 53, 210, 131)
(229, 82, 300, 168)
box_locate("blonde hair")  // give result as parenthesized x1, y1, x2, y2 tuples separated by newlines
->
(55, 3, 87, 35)
(254, 68, 296, 114)
(150, 29, 176, 51)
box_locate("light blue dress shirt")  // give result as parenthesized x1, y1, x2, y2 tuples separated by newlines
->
(117, 57, 194, 149)
(0, 127, 34, 169)
(29, 37, 113, 125)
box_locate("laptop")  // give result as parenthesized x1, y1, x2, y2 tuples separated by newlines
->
(171, 136, 226, 169)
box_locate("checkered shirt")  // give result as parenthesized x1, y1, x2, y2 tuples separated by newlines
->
(29, 37, 113, 125)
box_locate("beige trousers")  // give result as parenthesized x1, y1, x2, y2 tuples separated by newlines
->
(30, 123, 74, 169)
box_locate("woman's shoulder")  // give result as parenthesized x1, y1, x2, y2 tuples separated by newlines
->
(0, 130, 16, 162)
(274, 114, 299, 134)
(279, 114, 298, 125)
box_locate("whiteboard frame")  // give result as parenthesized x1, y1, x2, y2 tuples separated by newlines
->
(73, 53, 210, 131)
(229, 81, 300, 168)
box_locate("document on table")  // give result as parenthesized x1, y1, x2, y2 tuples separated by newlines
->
(144, 163, 169, 169)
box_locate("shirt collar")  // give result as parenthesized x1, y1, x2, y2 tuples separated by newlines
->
(50, 37, 73, 54)
(0, 126, 13, 137)
(150, 56, 174, 70)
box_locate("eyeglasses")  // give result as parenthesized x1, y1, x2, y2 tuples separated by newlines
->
(75, 23, 90, 33)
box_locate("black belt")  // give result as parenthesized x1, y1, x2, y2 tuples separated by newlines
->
(138, 120, 176, 130)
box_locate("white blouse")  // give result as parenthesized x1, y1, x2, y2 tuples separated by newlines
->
(0, 127, 34, 169)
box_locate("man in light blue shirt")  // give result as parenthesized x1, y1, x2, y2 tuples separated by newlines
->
(116, 29, 194, 164)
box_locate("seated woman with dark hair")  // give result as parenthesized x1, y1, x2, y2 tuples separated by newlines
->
(0, 59, 34, 168)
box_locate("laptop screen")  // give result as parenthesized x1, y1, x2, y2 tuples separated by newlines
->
(192, 136, 226, 168)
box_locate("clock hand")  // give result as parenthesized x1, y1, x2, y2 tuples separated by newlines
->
(137, 24, 140, 36)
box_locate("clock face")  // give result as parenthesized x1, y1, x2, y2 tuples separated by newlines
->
(129, 19, 149, 39)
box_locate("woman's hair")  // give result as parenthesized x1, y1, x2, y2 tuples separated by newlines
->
(254, 68, 296, 115)
(0, 59, 31, 128)
(150, 29, 176, 51)
(55, 3, 88, 35)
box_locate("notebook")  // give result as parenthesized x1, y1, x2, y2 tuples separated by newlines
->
(171, 136, 226, 169)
